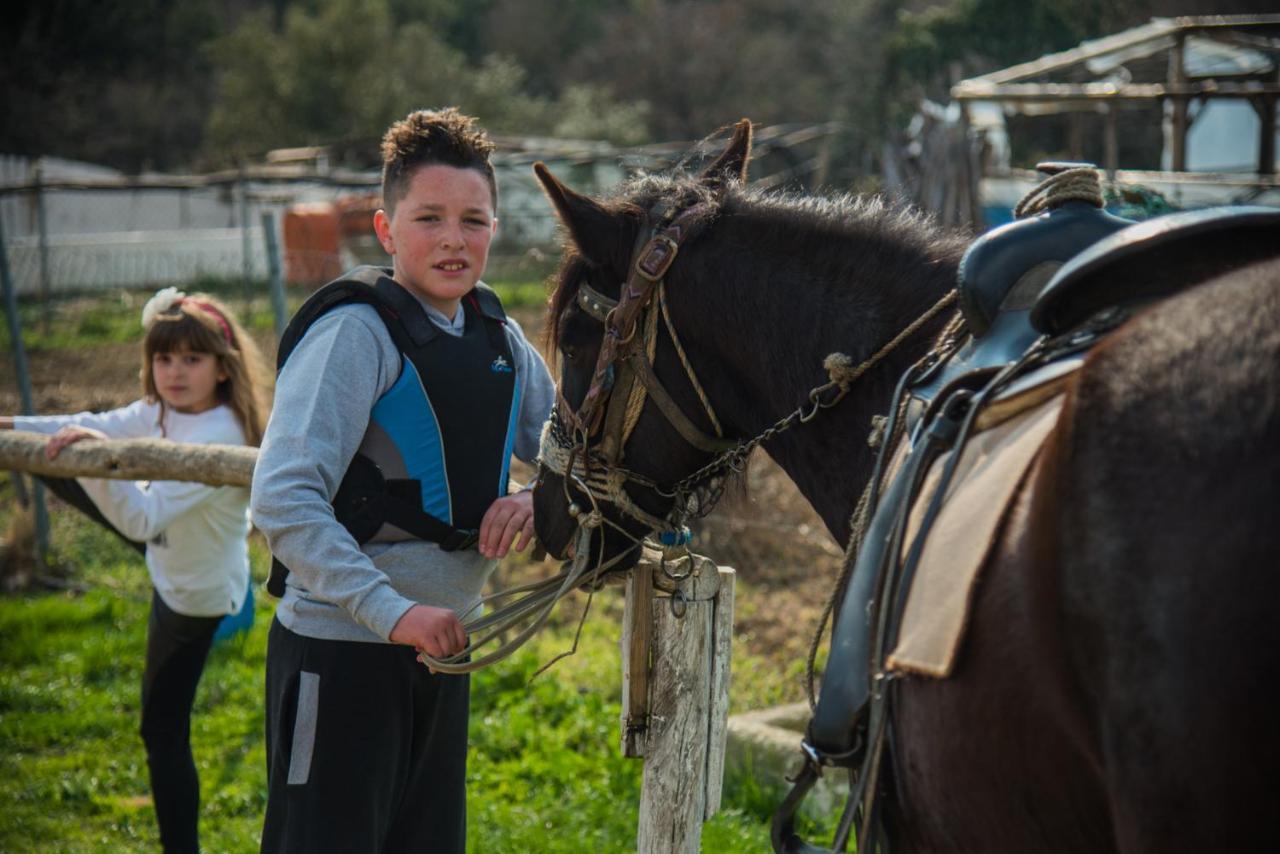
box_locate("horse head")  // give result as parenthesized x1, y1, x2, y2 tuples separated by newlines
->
(531, 119, 754, 570)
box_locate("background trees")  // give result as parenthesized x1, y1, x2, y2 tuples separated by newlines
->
(2, 0, 1274, 182)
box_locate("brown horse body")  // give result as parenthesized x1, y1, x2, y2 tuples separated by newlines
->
(532, 124, 1280, 852)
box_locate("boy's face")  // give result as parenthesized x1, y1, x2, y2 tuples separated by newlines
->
(373, 164, 497, 318)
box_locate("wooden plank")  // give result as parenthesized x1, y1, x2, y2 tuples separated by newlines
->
(1253, 95, 1277, 175)
(952, 81, 1280, 102)
(971, 19, 1179, 86)
(1171, 34, 1189, 173)
(637, 594, 713, 854)
(1104, 105, 1119, 178)
(621, 566, 654, 758)
(703, 567, 736, 821)
(962, 16, 1280, 88)
(0, 431, 256, 487)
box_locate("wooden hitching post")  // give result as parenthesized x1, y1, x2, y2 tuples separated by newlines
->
(623, 554, 735, 854)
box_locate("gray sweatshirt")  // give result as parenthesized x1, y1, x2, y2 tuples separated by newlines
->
(251, 293, 555, 643)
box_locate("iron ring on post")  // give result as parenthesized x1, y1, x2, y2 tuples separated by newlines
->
(670, 589, 688, 618)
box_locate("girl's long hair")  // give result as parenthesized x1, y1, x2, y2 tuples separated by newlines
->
(141, 294, 270, 446)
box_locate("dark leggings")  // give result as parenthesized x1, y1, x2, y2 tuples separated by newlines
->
(36, 475, 146, 555)
(142, 592, 223, 854)
(39, 476, 221, 852)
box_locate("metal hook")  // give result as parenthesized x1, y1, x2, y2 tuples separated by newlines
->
(670, 589, 687, 618)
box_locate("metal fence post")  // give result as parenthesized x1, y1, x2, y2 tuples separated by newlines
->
(0, 206, 50, 562)
(239, 163, 253, 314)
(34, 160, 52, 334)
(261, 211, 288, 337)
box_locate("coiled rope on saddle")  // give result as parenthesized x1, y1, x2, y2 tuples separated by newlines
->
(1012, 165, 1104, 219)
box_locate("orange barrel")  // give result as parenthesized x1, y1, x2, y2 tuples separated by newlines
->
(282, 202, 341, 286)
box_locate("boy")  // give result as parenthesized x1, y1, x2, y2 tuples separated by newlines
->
(251, 108, 555, 853)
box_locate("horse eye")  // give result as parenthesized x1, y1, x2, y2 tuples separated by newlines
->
(561, 344, 577, 362)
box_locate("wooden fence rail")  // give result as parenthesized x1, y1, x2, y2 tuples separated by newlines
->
(0, 431, 256, 487)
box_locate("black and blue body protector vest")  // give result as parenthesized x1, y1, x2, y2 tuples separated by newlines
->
(265, 266, 523, 597)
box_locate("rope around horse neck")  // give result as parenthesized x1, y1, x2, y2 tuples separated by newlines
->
(804, 305, 967, 710)
(662, 288, 960, 507)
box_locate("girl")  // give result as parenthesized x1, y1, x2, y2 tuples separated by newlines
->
(2, 288, 269, 854)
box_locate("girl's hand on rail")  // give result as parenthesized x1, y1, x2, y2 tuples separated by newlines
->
(45, 426, 108, 460)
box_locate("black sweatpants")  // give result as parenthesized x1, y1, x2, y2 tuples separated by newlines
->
(262, 618, 470, 854)
(142, 592, 223, 854)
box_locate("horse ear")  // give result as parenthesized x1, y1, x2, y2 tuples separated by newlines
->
(700, 118, 752, 187)
(534, 162, 631, 270)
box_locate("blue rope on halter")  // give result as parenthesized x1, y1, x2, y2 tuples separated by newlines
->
(658, 526, 693, 547)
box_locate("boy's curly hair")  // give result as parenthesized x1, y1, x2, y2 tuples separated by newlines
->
(380, 107, 497, 213)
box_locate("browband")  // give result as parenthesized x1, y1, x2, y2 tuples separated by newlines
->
(577, 284, 617, 322)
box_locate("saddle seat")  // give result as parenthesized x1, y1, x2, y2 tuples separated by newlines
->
(1032, 205, 1280, 335)
(911, 194, 1132, 409)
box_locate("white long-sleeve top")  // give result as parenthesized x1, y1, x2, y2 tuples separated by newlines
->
(16, 400, 251, 617)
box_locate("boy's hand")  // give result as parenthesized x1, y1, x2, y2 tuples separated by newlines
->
(478, 490, 534, 559)
(389, 604, 466, 659)
(45, 426, 108, 460)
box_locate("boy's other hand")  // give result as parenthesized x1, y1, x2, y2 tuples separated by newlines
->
(45, 426, 108, 459)
(478, 490, 534, 559)
(390, 604, 466, 659)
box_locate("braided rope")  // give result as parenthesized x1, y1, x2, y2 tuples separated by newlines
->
(1013, 167, 1104, 219)
(828, 290, 959, 389)
(620, 296, 662, 444)
(660, 289, 724, 436)
(538, 418, 672, 531)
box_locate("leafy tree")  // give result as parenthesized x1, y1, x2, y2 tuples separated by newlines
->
(203, 0, 652, 165)
(1, 0, 225, 171)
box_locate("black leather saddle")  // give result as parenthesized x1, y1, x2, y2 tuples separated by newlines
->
(1032, 205, 1280, 335)
(911, 194, 1132, 408)
(777, 194, 1280, 854)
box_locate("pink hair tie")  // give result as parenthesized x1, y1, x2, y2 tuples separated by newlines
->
(181, 298, 235, 345)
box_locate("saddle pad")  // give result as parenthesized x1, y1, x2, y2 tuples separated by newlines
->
(886, 391, 1065, 678)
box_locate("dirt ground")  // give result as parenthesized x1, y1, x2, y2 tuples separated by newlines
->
(2, 307, 844, 694)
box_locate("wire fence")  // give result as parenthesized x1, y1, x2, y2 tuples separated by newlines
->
(0, 123, 844, 299)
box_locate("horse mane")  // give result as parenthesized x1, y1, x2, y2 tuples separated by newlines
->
(543, 170, 966, 357)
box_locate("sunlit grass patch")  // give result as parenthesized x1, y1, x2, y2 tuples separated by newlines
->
(1, 505, 835, 852)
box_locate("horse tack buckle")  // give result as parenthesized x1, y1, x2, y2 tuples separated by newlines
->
(635, 234, 680, 281)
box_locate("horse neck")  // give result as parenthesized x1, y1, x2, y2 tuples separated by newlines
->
(675, 223, 960, 545)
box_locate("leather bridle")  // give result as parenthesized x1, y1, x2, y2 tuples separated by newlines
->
(537, 193, 960, 545)
(539, 197, 736, 536)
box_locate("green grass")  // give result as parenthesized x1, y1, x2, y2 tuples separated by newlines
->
(2, 277, 550, 354)
(0, 504, 838, 852)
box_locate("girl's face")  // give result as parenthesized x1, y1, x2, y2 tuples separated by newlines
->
(152, 348, 226, 414)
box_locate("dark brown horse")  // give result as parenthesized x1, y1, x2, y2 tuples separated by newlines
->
(531, 122, 1280, 852)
